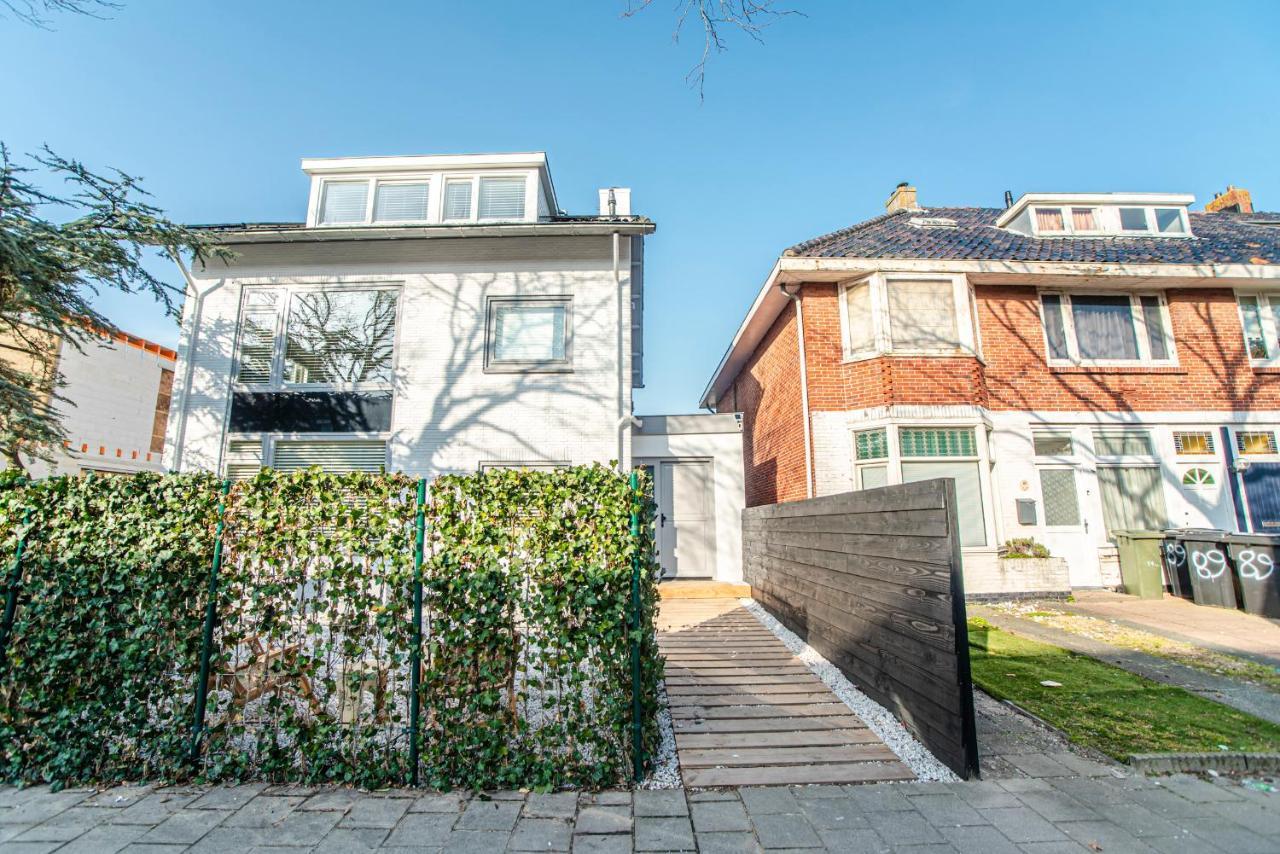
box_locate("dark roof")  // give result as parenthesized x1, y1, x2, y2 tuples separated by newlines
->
(190, 222, 306, 232)
(190, 214, 651, 233)
(788, 208, 1280, 265)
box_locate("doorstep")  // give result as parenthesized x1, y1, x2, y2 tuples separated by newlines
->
(658, 579, 752, 600)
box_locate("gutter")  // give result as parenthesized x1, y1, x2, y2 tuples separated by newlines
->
(780, 285, 814, 499)
(197, 220, 655, 245)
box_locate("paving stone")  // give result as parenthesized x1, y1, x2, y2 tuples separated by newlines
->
(336, 795, 411, 828)
(223, 795, 305, 827)
(136, 809, 232, 845)
(269, 808, 343, 844)
(697, 830, 763, 853)
(865, 809, 946, 846)
(690, 800, 750, 832)
(442, 829, 512, 852)
(787, 785, 848, 799)
(1, 791, 90, 825)
(1043, 776, 1128, 806)
(686, 790, 738, 802)
(0, 842, 61, 853)
(1093, 802, 1183, 837)
(739, 786, 800, 815)
(111, 793, 198, 825)
(187, 784, 267, 811)
(634, 816, 695, 851)
(14, 806, 104, 841)
(634, 790, 687, 817)
(525, 792, 580, 820)
(584, 790, 632, 806)
(575, 805, 632, 835)
(843, 786, 915, 812)
(1182, 815, 1278, 853)
(410, 792, 465, 813)
(796, 798, 867, 830)
(381, 812, 456, 847)
(995, 777, 1053, 793)
(1045, 751, 1116, 777)
(939, 824, 1021, 854)
(48, 822, 149, 854)
(83, 786, 154, 809)
(1143, 830, 1227, 853)
(184, 826, 277, 853)
(952, 782, 1020, 809)
(311, 826, 388, 852)
(1058, 820, 1161, 853)
(117, 845, 190, 854)
(509, 817, 573, 851)
(908, 794, 988, 826)
(571, 834, 632, 853)
(981, 807, 1066, 844)
(891, 845, 960, 853)
(815, 827, 887, 852)
(484, 790, 528, 800)
(1125, 787, 1218, 818)
(1162, 778, 1243, 803)
(750, 812, 823, 849)
(456, 798, 523, 831)
(1014, 791, 1096, 823)
(0, 824, 34, 843)
(1205, 799, 1280, 836)
(298, 789, 362, 811)
(1016, 843, 1093, 854)
(1003, 753, 1075, 778)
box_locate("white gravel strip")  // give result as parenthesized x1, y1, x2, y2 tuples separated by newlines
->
(740, 598, 959, 782)
(641, 681, 681, 788)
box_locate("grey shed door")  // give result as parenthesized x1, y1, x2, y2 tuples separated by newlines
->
(657, 460, 715, 578)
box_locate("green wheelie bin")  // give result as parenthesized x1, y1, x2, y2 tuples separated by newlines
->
(1112, 530, 1166, 600)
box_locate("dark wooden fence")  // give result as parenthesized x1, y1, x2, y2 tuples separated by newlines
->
(741, 479, 980, 779)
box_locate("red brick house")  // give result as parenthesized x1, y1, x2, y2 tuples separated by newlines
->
(701, 185, 1280, 592)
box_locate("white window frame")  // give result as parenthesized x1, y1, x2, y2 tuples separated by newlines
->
(1028, 204, 1191, 238)
(1091, 428, 1159, 463)
(895, 423, 993, 548)
(316, 179, 371, 226)
(1038, 290, 1177, 367)
(220, 433, 391, 479)
(232, 282, 404, 393)
(370, 178, 432, 224)
(311, 171, 534, 226)
(1236, 291, 1280, 366)
(837, 272, 980, 362)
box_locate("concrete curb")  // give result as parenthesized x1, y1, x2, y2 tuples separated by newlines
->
(1129, 752, 1280, 775)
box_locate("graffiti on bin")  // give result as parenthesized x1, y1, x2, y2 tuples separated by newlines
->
(1165, 542, 1186, 568)
(1191, 548, 1229, 581)
(1235, 549, 1275, 581)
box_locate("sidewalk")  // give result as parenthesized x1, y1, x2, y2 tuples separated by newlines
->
(1053, 590, 1280, 668)
(1, 769, 1277, 853)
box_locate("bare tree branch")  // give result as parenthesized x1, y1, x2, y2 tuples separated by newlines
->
(0, 0, 119, 28)
(623, 0, 800, 98)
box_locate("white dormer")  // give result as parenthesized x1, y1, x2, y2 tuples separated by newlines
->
(301, 152, 557, 228)
(997, 193, 1195, 238)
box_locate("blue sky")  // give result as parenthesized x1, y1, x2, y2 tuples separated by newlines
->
(3, 0, 1278, 413)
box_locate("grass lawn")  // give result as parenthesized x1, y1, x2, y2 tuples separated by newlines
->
(968, 617, 1280, 761)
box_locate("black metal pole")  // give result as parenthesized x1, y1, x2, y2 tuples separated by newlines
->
(0, 508, 32, 663)
(629, 470, 644, 782)
(408, 477, 426, 786)
(191, 479, 230, 765)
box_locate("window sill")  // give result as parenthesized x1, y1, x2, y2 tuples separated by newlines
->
(1047, 364, 1184, 375)
(482, 364, 574, 375)
(1248, 364, 1280, 374)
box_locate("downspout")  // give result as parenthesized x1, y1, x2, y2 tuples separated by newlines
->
(613, 230, 635, 469)
(781, 284, 814, 499)
(167, 250, 223, 473)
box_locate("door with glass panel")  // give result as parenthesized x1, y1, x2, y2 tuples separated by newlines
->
(1036, 466, 1094, 581)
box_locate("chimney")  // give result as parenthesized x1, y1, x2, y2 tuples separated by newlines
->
(886, 182, 919, 213)
(598, 187, 632, 217)
(1205, 185, 1253, 214)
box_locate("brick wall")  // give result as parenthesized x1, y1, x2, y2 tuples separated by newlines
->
(978, 285, 1280, 411)
(718, 301, 808, 507)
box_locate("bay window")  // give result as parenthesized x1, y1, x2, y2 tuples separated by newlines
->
(839, 273, 977, 359)
(1039, 292, 1174, 365)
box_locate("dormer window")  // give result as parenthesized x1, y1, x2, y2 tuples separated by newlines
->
(372, 181, 429, 222)
(318, 181, 369, 225)
(999, 194, 1194, 238)
(478, 177, 526, 219)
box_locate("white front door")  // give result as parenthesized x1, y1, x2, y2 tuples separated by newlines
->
(1036, 465, 1100, 587)
(654, 460, 715, 579)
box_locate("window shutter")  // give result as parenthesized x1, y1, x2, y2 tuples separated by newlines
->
(271, 439, 386, 473)
(444, 180, 473, 220)
(225, 439, 264, 480)
(236, 291, 279, 384)
(319, 181, 369, 224)
(899, 428, 976, 457)
(478, 177, 526, 219)
(373, 182, 429, 221)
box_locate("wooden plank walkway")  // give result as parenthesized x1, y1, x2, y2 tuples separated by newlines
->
(659, 598, 915, 788)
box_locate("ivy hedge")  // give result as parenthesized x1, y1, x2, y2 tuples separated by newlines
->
(0, 464, 661, 790)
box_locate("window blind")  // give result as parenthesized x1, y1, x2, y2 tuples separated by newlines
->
(1041, 294, 1070, 360)
(236, 291, 280, 384)
(887, 280, 959, 350)
(271, 440, 386, 473)
(491, 303, 567, 362)
(478, 177, 526, 219)
(1093, 430, 1154, 457)
(1097, 466, 1168, 537)
(843, 282, 875, 353)
(319, 181, 369, 224)
(1071, 295, 1139, 360)
(899, 427, 976, 458)
(373, 182, 429, 221)
(225, 439, 264, 481)
(443, 180, 473, 220)
(284, 290, 398, 385)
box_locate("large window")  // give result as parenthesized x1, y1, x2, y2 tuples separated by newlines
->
(485, 297, 571, 371)
(1040, 292, 1174, 365)
(898, 427, 987, 547)
(235, 286, 399, 389)
(1237, 293, 1280, 363)
(853, 428, 888, 490)
(839, 274, 975, 359)
(315, 173, 531, 226)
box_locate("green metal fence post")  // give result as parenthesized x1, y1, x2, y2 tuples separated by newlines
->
(190, 478, 231, 766)
(629, 469, 644, 783)
(408, 477, 427, 787)
(0, 508, 33, 664)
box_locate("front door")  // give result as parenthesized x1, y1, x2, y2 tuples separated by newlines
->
(1035, 466, 1098, 587)
(1242, 462, 1280, 532)
(655, 460, 715, 579)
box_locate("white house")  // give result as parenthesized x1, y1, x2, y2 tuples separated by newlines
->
(165, 151, 745, 582)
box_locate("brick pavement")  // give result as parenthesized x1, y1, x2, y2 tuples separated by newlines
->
(0, 770, 1277, 852)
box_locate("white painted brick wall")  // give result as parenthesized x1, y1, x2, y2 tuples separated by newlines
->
(166, 237, 634, 478)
